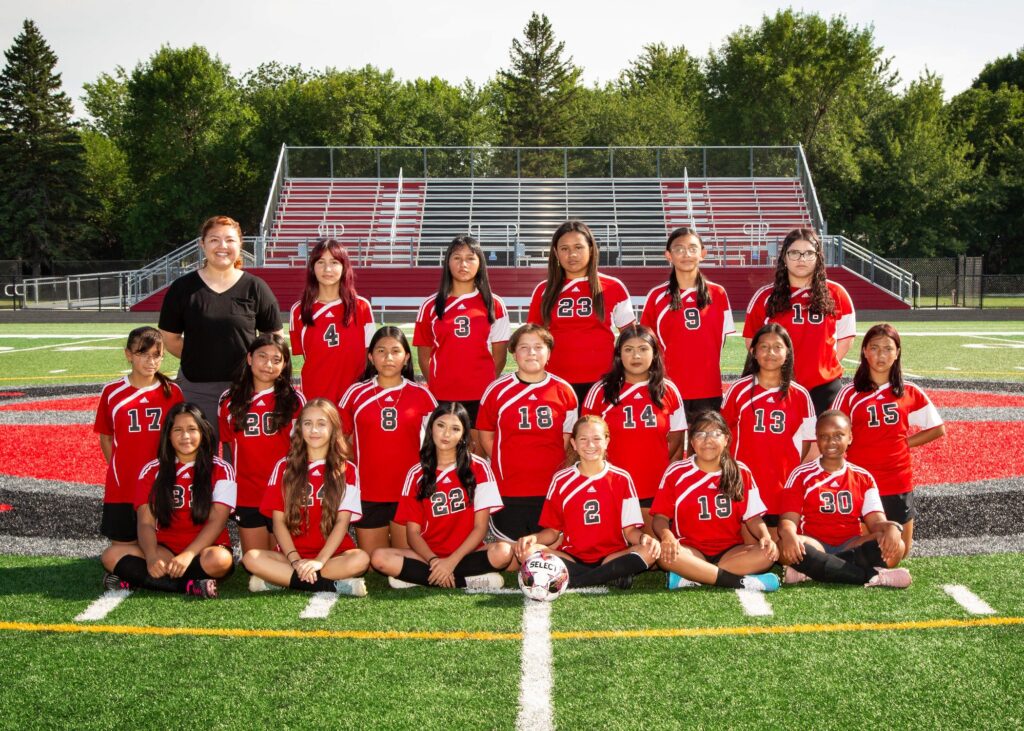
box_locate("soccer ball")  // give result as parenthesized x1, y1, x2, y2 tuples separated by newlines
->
(518, 551, 570, 602)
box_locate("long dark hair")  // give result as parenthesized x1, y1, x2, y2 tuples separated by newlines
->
(687, 411, 744, 502)
(360, 326, 415, 381)
(765, 228, 835, 318)
(417, 402, 476, 501)
(434, 235, 495, 324)
(741, 323, 795, 399)
(300, 238, 357, 328)
(125, 326, 174, 398)
(283, 399, 349, 539)
(854, 323, 905, 397)
(225, 333, 301, 436)
(665, 227, 711, 310)
(150, 403, 215, 528)
(539, 220, 605, 325)
(601, 324, 666, 408)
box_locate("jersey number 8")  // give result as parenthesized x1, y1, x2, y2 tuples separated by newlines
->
(381, 407, 398, 431)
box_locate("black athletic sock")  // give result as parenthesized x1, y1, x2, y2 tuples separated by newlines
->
(713, 567, 745, 589)
(569, 553, 649, 588)
(835, 541, 883, 581)
(288, 571, 336, 592)
(793, 545, 869, 585)
(112, 556, 186, 593)
(396, 558, 432, 587)
(451, 550, 502, 588)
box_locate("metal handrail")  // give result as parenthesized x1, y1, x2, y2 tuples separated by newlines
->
(822, 234, 916, 303)
(257, 143, 288, 265)
(796, 144, 826, 235)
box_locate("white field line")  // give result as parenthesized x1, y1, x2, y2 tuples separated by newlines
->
(735, 589, 773, 616)
(74, 589, 132, 621)
(964, 334, 1024, 345)
(517, 598, 554, 731)
(0, 334, 127, 339)
(299, 592, 339, 619)
(942, 584, 996, 615)
(466, 586, 609, 595)
(0, 335, 123, 355)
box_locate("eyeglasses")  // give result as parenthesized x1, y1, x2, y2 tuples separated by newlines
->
(691, 429, 726, 440)
(786, 250, 817, 261)
(132, 352, 163, 363)
(669, 245, 702, 256)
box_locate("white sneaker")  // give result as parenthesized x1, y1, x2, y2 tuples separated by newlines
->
(248, 575, 284, 592)
(784, 566, 810, 585)
(334, 577, 368, 597)
(464, 573, 504, 591)
(865, 567, 912, 589)
(388, 576, 418, 590)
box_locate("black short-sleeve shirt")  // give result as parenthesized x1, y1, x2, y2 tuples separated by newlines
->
(159, 270, 281, 382)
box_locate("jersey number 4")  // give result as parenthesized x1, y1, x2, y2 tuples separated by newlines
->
(518, 405, 554, 429)
(323, 322, 340, 347)
(430, 487, 467, 517)
(127, 408, 162, 433)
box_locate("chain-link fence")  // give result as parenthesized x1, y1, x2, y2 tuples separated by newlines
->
(886, 256, 1024, 308)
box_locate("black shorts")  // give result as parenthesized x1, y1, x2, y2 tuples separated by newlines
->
(490, 496, 545, 542)
(100, 503, 137, 542)
(702, 547, 731, 565)
(638, 497, 654, 509)
(570, 382, 597, 407)
(683, 397, 724, 425)
(359, 500, 399, 529)
(439, 400, 480, 426)
(761, 514, 780, 528)
(233, 506, 272, 530)
(880, 491, 917, 523)
(809, 379, 843, 416)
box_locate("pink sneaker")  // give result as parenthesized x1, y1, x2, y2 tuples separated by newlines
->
(784, 566, 810, 584)
(865, 567, 912, 589)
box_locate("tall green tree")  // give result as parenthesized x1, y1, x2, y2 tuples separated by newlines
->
(496, 12, 581, 156)
(0, 19, 91, 275)
(974, 47, 1024, 91)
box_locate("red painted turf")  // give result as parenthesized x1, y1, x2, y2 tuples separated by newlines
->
(0, 425, 107, 485)
(0, 396, 99, 411)
(927, 389, 1024, 408)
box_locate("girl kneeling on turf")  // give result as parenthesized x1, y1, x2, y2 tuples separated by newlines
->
(778, 410, 909, 588)
(652, 411, 780, 592)
(102, 402, 235, 599)
(244, 399, 369, 595)
(372, 403, 513, 590)
(515, 415, 660, 590)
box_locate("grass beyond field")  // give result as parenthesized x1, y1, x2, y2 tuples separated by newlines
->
(1, 554, 1022, 729)
(1, 319, 1023, 387)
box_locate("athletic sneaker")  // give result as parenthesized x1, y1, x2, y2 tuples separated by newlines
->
(865, 567, 912, 589)
(464, 573, 504, 591)
(740, 572, 781, 593)
(387, 576, 418, 590)
(784, 566, 811, 585)
(248, 575, 284, 593)
(334, 578, 368, 597)
(184, 579, 219, 599)
(102, 572, 131, 592)
(666, 571, 701, 590)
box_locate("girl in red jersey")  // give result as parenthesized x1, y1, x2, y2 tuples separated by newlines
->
(641, 227, 735, 421)
(743, 228, 856, 415)
(94, 327, 183, 548)
(218, 333, 304, 567)
(515, 415, 660, 589)
(582, 324, 686, 534)
(651, 411, 780, 592)
(339, 326, 437, 557)
(831, 323, 945, 557)
(101, 403, 235, 599)
(372, 402, 513, 589)
(778, 410, 910, 588)
(721, 323, 817, 534)
(528, 220, 635, 405)
(244, 399, 369, 595)
(289, 238, 375, 403)
(477, 324, 578, 542)
(414, 235, 510, 452)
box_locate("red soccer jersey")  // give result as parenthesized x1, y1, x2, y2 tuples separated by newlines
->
(581, 379, 687, 500)
(539, 464, 642, 564)
(289, 297, 375, 404)
(743, 282, 856, 390)
(832, 382, 943, 495)
(780, 459, 885, 546)
(721, 376, 816, 514)
(134, 457, 236, 554)
(651, 458, 766, 556)
(218, 387, 305, 508)
(527, 274, 635, 383)
(640, 281, 735, 399)
(338, 378, 438, 503)
(477, 373, 579, 498)
(395, 455, 503, 557)
(93, 377, 184, 504)
(414, 291, 511, 402)
(260, 457, 362, 559)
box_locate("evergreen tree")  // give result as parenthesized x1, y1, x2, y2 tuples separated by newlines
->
(0, 20, 91, 275)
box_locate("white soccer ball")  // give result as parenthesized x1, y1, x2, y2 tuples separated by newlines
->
(518, 550, 570, 602)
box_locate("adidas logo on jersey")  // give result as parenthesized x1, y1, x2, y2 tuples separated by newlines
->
(571, 286, 580, 293)
(830, 481, 838, 488)
(256, 400, 265, 407)
(326, 312, 334, 318)
(528, 394, 538, 401)
(457, 304, 467, 310)
(441, 476, 451, 484)
(586, 486, 597, 493)
(385, 396, 394, 403)
(767, 397, 775, 403)
(312, 469, 322, 477)
(633, 393, 642, 400)
(140, 397, 149, 404)
(876, 394, 885, 400)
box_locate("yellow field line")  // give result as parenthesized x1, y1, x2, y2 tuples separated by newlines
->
(1, 616, 1021, 643)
